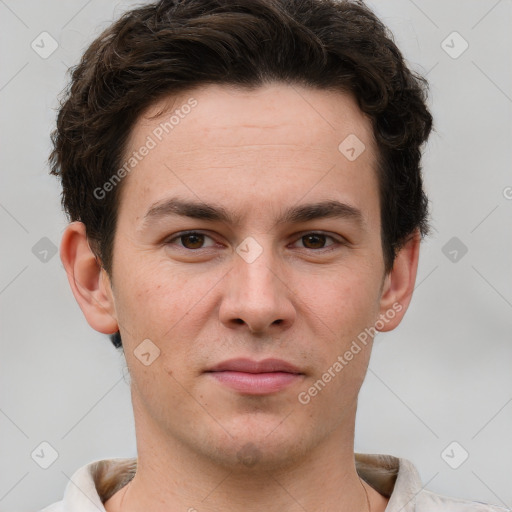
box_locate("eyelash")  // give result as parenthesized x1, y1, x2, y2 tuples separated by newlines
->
(164, 230, 345, 252)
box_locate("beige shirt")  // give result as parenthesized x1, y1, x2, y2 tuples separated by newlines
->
(40, 453, 506, 511)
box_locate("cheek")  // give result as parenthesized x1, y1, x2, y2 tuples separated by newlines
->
(300, 272, 378, 401)
(301, 262, 381, 333)
(115, 258, 225, 351)
(113, 259, 181, 341)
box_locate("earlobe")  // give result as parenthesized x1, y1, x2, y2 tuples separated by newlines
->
(377, 230, 421, 332)
(60, 221, 119, 334)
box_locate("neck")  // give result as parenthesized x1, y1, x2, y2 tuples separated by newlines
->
(104, 403, 388, 512)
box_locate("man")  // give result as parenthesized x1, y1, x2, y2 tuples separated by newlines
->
(43, 0, 504, 510)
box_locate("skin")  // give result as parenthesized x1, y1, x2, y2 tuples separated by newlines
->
(61, 82, 420, 512)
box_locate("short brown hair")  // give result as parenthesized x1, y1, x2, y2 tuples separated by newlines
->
(50, 0, 433, 348)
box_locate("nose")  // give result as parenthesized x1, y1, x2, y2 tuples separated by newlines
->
(219, 245, 296, 335)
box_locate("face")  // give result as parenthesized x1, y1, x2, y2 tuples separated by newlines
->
(94, 83, 410, 471)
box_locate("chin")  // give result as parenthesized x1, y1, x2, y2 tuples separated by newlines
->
(195, 422, 313, 473)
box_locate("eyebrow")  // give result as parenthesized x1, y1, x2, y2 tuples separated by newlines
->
(140, 197, 366, 230)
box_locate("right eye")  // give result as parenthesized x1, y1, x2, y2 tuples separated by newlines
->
(164, 231, 217, 250)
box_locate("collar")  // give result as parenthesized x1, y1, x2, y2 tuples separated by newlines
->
(60, 453, 422, 512)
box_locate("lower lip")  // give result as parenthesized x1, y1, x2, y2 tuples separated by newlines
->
(207, 371, 302, 394)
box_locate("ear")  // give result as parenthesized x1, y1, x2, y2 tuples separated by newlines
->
(376, 229, 421, 332)
(60, 221, 119, 334)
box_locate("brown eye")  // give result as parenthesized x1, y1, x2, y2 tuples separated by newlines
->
(166, 231, 216, 250)
(297, 233, 337, 250)
(302, 234, 327, 249)
(180, 233, 205, 249)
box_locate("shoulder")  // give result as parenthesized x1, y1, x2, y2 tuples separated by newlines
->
(355, 453, 506, 512)
(416, 487, 508, 511)
(38, 501, 65, 512)
(36, 457, 136, 512)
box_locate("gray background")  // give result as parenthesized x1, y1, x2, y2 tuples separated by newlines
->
(1, 0, 511, 510)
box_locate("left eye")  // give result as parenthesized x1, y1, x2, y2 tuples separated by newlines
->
(292, 233, 338, 250)
(165, 231, 340, 251)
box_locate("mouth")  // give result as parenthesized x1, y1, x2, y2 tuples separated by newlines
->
(204, 358, 305, 395)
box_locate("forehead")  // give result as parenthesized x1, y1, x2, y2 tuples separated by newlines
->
(117, 82, 379, 229)
(139, 82, 374, 151)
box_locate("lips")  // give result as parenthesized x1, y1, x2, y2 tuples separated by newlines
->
(204, 358, 304, 394)
(205, 358, 303, 374)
